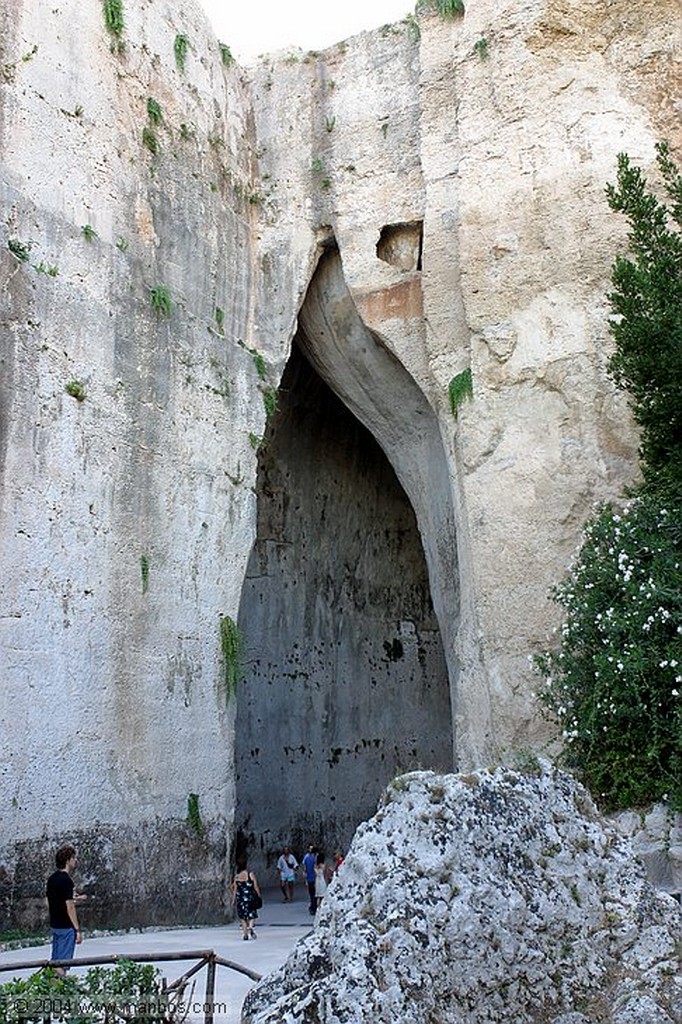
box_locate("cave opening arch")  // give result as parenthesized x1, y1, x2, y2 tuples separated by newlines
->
(234, 247, 460, 870)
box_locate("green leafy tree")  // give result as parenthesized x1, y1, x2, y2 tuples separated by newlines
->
(536, 144, 682, 811)
(606, 141, 682, 494)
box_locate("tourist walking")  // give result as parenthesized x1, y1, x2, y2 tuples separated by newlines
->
(276, 846, 298, 902)
(314, 852, 328, 910)
(302, 844, 317, 916)
(231, 855, 261, 940)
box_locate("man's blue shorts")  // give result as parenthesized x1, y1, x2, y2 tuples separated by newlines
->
(51, 928, 76, 965)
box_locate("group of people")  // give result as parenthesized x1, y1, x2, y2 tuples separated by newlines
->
(277, 845, 343, 915)
(45, 841, 346, 959)
(231, 843, 344, 938)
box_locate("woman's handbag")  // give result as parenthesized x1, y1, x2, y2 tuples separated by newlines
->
(253, 892, 263, 910)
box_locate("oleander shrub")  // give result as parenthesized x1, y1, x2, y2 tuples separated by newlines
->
(535, 494, 681, 810)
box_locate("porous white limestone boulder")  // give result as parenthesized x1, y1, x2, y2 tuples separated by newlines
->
(612, 805, 682, 898)
(242, 762, 682, 1023)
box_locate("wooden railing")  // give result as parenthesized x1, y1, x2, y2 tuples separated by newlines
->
(0, 949, 262, 1023)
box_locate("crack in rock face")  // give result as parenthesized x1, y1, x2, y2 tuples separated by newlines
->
(241, 763, 682, 1023)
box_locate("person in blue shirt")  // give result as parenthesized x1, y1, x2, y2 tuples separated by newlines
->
(301, 845, 317, 916)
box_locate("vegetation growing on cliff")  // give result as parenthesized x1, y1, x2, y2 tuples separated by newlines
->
(174, 33, 190, 72)
(219, 43, 234, 68)
(102, 0, 124, 51)
(65, 380, 86, 402)
(448, 367, 473, 418)
(150, 284, 173, 318)
(7, 238, 32, 263)
(219, 615, 243, 700)
(186, 792, 204, 836)
(33, 260, 58, 277)
(142, 125, 158, 155)
(417, 0, 465, 18)
(7, 239, 57, 277)
(140, 554, 150, 594)
(536, 144, 682, 812)
(261, 385, 279, 420)
(146, 97, 163, 125)
(535, 496, 681, 810)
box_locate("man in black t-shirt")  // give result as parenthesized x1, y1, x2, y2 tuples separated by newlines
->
(46, 845, 85, 971)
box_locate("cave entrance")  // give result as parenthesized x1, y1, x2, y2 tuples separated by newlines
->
(234, 248, 458, 871)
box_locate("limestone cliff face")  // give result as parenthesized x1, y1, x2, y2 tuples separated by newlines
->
(0, 0, 260, 926)
(0, 0, 679, 927)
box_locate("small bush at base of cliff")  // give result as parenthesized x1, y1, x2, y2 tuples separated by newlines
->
(535, 493, 681, 811)
(0, 960, 184, 1023)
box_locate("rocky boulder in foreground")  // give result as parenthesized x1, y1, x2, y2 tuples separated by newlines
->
(242, 763, 681, 1023)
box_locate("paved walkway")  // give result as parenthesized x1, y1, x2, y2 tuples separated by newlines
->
(0, 889, 314, 1023)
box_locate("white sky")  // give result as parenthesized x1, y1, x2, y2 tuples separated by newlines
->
(196, 0, 412, 63)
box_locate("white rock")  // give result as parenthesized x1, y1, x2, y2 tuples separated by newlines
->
(242, 763, 682, 1023)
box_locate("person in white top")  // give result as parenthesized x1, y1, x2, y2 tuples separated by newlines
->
(314, 852, 328, 910)
(276, 846, 299, 903)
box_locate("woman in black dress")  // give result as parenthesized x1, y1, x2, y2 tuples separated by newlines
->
(231, 854, 261, 940)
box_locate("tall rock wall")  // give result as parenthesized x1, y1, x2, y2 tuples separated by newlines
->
(0, 0, 261, 927)
(0, 0, 679, 926)
(240, 0, 679, 866)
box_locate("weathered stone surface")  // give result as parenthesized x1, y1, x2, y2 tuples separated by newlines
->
(1, 0, 680, 927)
(234, 340, 452, 869)
(242, 764, 682, 1024)
(0, 820, 227, 932)
(613, 805, 682, 898)
(0, 0, 258, 927)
